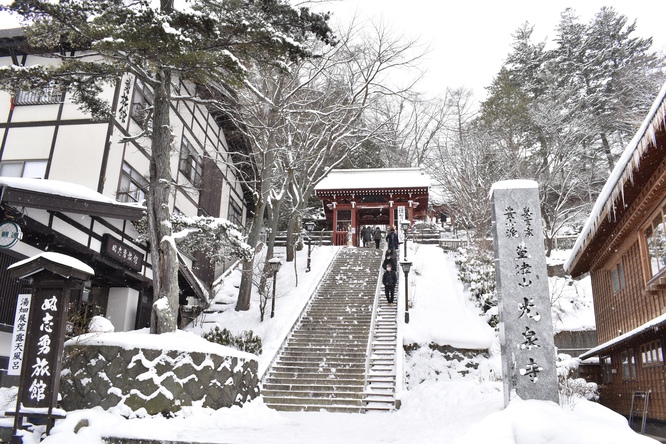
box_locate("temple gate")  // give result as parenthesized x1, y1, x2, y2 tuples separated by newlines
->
(314, 168, 430, 246)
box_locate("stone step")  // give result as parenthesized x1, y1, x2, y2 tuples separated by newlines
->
(281, 346, 367, 354)
(262, 382, 365, 392)
(262, 395, 364, 407)
(264, 376, 365, 386)
(262, 389, 365, 400)
(263, 403, 362, 413)
(272, 358, 366, 367)
(268, 367, 366, 376)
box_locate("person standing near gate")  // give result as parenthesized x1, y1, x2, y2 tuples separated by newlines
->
(363, 225, 372, 247)
(372, 226, 382, 249)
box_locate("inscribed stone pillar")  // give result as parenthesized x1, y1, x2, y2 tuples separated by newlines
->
(490, 180, 559, 407)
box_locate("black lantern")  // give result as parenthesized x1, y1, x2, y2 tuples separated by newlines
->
(305, 221, 315, 272)
(400, 260, 413, 323)
(268, 258, 282, 318)
(401, 219, 411, 259)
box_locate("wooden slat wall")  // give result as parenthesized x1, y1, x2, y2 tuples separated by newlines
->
(592, 238, 666, 420)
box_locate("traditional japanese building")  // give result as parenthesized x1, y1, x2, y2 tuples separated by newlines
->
(0, 28, 252, 383)
(566, 82, 666, 425)
(314, 168, 430, 246)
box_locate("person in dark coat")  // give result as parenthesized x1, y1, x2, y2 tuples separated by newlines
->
(362, 225, 372, 247)
(386, 226, 399, 252)
(372, 226, 382, 249)
(382, 263, 397, 304)
(382, 248, 397, 271)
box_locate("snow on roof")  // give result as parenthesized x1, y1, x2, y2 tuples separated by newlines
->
(8, 251, 95, 276)
(0, 177, 145, 210)
(315, 168, 430, 191)
(579, 311, 666, 360)
(565, 81, 666, 274)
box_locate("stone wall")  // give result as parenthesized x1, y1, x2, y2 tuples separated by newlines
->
(60, 343, 259, 415)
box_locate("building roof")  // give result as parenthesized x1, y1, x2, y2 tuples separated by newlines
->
(565, 82, 666, 276)
(579, 312, 666, 359)
(0, 177, 145, 220)
(315, 168, 430, 193)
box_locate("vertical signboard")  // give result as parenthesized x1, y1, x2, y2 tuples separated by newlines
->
(19, 287, 68, 410)
(8, 294, 31, 376)
(490, 180, 559, 406)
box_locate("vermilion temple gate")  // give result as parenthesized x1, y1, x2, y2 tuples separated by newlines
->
(314, 168, 430, 246)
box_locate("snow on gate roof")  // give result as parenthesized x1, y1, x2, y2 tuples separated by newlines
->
(565, 81, 666, 275)
(315, 167, 430, 192)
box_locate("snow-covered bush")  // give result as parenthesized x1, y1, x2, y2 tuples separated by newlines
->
(455, 244, 498, 327)
(557, 353, 598, 408)
(204, 326, 263, 355)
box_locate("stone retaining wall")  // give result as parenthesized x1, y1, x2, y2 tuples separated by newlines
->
(60, 342, 259, 415)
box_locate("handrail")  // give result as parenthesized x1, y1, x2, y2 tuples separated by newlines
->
(363, 257, 384, 395)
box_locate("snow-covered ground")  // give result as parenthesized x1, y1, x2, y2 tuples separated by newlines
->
(2, 243, 658, 444)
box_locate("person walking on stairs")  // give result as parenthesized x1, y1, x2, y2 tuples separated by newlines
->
(373, 226, 382, 249)
(386, 226, 399, 253)
(382, 263, 397, 304)
(382, 248, 397, 271)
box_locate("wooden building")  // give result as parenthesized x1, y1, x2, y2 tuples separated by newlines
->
(314, 168, 430, 246)
(0, 28, 252, 378)
(566, 82, 666, 422)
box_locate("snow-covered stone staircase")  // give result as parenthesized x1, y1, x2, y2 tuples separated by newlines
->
(262, 247, 398, 413)
(363, 294, 399, 412)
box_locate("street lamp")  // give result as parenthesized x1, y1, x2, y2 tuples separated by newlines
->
(305, 220, 315, 273)
(400, 260, 412, 324)
(401, 219, 411, 259)
(268, 258, 282, 319)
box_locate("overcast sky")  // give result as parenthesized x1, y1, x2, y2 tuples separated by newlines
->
(319, 0, 666, 101)
(1, 1, 664, 102)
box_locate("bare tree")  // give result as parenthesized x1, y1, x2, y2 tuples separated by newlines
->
(223, 19, 426, 311)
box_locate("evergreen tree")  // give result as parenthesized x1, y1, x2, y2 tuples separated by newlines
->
(0, 0, 333, 332)
(472, 6, 665, 243)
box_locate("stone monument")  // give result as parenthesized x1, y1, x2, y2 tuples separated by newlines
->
(490, 180, 559, 406)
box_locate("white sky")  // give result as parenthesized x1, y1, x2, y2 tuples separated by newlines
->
(319, 0, 666, 100)
(2, 0, 664, 102)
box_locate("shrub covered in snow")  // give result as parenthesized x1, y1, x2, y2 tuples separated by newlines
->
(455, 244, 498, 327)
(557, 353, 599, 408)
(204, 326, 263, 355)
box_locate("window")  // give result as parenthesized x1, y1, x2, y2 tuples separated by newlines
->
(117, 162, 148, 204)
(179, 137, 203, 187)
(228, 198, 243, 226)
(640, 340, 664, 367)
(621, 349, 637, 380)
(645, 207, 666, 278)
(611, 260, 626, 293)
(601, 356, 613, 383)
(13, 82, 63, 106)
(130, 78, 154, 130)
(0, 160, 47, 179)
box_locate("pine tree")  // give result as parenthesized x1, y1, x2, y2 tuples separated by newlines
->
(0, 0, 333, 333)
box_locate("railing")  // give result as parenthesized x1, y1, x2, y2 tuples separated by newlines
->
(439, 239, 469, 250)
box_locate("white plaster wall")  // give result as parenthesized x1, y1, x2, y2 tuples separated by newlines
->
(59, 82, 116, 120)
(0, 331, 11, 357)
(0, 89, 10, 117)
(2, 126, 54, 159)
(106, 287, 139, 332)
(48, 124, 108, 190)
(52, 216, 90, 246)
